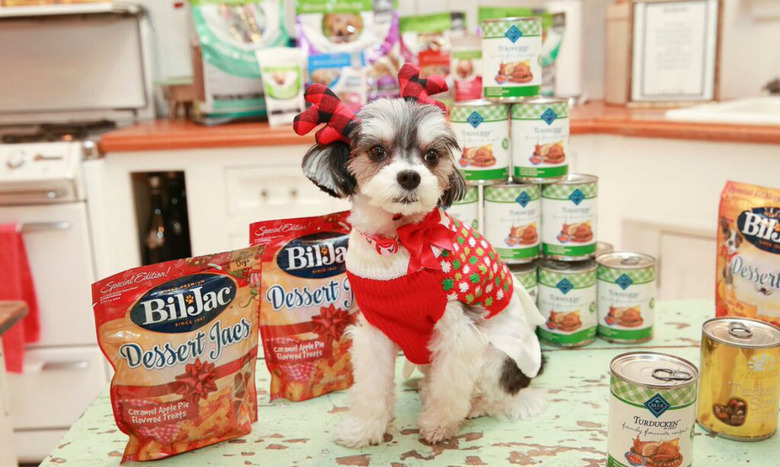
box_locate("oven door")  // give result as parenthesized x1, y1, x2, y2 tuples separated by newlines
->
(0, 201, 96, 346)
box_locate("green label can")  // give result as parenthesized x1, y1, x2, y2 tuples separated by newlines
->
(511, 98, 569, 181)
(481, 17, 542, 101)
(450, 100, 510, 183)
(484, 183, 540, 262)
(447, 186, 480, 230)
(509, 261, 537, 302)
(609, 352, 698, 467)
(537, 259, 597, 347)
(597, 252, 657, 343)
(541, 174, 598, 260)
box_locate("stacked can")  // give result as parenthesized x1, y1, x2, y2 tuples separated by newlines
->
(537, 258, 597, 347)
(448, 186, 480, 230)
(450, 100, 510, 184)
(481, 17, 543, 101)
(484, 183, 540, 263)
(597, 252, 657, 344)
(511, 98, 569, 182)
(509, 262, 538, 302)
(541, 174, 598, 260)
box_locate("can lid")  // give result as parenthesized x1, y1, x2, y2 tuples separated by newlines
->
(481, 16, 542, 24)
(597, 251, 656, 269)
(611, 352, 699, 388)
(703, 317, 780, 348)
(539, 258, 596, 273)
(595, 242, 614, 256)
(453, 99, 507, 108)
(549, 173, 598, 185)
(508, 261, 537, 273)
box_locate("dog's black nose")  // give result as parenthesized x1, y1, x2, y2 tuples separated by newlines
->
(397, 170, 421, 190)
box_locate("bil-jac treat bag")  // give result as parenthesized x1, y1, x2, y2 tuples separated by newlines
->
(716, 181, 780, 326)
(93, 247, 263, 462)
(251, 212, 355, 401)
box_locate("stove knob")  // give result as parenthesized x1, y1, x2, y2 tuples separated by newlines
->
(6, 149, 27, 169)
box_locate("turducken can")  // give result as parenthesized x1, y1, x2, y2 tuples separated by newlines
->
(609, 352, 698, 467)
(509, 261, 537, 302)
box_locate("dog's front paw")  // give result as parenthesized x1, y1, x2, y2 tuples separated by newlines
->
(418, 412, 460, 444)
(334, 415, 388, 449)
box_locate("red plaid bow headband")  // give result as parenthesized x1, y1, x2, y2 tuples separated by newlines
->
(293, 64, 449, 146)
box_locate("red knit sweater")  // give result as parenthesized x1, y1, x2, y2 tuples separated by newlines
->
(348, 212, 513, 364)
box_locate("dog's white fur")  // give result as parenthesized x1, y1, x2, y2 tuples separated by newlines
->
(303, 99, 546, 447)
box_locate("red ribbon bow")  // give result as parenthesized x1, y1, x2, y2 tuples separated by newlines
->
(175, 358, 217, 403)
(398, 63, 449, 112)
(397, 209, 456, 274)
(293, 83, 360, 145)
(311, 304, 353, 343)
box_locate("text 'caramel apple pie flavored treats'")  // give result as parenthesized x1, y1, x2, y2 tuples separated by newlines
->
(250, 212, 356, 401)
(92, 247, 264, 462)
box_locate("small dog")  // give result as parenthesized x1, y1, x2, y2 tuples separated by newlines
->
(323, 13, 363, 43)
(720, 216, 742, 290)
(294, 65, 546, 447)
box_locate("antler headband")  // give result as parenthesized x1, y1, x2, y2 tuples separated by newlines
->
(293, 64, 449, 146)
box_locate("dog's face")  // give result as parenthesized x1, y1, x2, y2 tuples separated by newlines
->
(302, 99, 465, 216)
(720, 216, 743, 253)
(324, 13, 363, 43)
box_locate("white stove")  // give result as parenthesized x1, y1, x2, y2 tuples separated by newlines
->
(0, 4, 155, 463)
(0, 131, 110, 463)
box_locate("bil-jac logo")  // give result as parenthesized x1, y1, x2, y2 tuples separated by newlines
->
(130, 274, 236, 333)
(738, 207, 780, 254)
(277, 232, 348, 279)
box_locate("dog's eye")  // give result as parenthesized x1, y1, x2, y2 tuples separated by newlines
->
(369, 145, 387, 162)
(424, 150, 439, 165)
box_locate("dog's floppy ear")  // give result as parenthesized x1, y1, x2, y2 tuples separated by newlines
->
(439, 166, 466, 209)
(302, 141, 356, 199)
(720, 216, 730, 235)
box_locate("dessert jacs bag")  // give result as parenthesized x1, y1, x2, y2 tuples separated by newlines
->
(93, 247, 263, 462)
(250, 211, 356, 401)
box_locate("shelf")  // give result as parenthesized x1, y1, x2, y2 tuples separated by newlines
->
(0, 2, 114, 18)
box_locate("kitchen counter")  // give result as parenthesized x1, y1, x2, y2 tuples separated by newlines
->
(99, 101, 780, 153)
(40, 300, 780, 467)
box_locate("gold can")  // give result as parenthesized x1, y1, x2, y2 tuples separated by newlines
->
(697, 317, 780, 441)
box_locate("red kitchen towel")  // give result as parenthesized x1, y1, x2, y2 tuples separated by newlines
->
(0, 224, 40, 373)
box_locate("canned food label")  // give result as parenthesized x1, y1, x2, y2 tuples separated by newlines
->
(481, 19, 542, 98)
(537, 268, 596, 345)
(451, 105, 510, 181)
(608, 376, 697, 467)
(448, 187, 480, 230)
(598, 266, 655, 341)
(484, 185, 540, 261)
(541, 182, 597, 257)
(698, 339, 780, 439)
(511, 102, 569, 179)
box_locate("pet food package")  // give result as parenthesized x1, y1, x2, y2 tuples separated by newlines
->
(255, 47, 305, 127)
(191, 0, 290, 124)
(92, 247, 263, 462)
(716, 181, 780, 327)
(308, 52, 368, 112)
(251, 212, 356, 401)
(451, 34, 482, 101)
(296, 0, 401, 102)
(399, 12, 464, 107)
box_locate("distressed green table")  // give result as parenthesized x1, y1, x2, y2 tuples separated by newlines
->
(41, 300, 779, 466)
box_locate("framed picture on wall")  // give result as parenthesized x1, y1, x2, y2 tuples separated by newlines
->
(628, 0, 721, 106)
